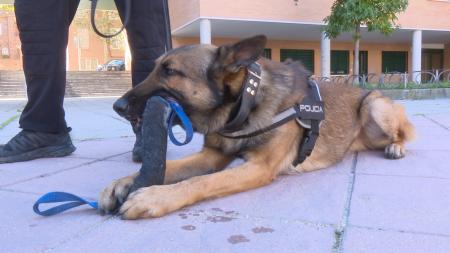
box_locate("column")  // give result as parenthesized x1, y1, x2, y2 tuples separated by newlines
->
(200, 19, 211, 45)
(412, 30, 422, 83)
(321, 31, 331, 79)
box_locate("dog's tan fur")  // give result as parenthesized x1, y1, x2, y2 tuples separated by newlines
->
(99, 35, 415, 219)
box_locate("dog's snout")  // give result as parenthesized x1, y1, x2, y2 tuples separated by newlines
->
(113, 98, 129, 115)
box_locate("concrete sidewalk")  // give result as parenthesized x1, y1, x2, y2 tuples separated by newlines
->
(0, 98, 449, 253)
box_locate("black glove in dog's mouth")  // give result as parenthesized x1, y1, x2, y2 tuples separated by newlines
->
(115, 89, 182, 125)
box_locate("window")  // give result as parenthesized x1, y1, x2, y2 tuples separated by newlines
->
(280, 49, 314, 72)
(80, 58, 99, 71)
(76, 28, 90, 49)
(1, 47, 9, 58)
(422, 49, 444, 71)
(331, 50, 349, 75)
(108, 29, 125, 50)
(262, 48, 272, 60)
(382, 51, 408, 73)
(359, 51, 368, 75)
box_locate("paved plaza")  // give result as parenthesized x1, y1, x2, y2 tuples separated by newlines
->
(0, 97, 449, 253)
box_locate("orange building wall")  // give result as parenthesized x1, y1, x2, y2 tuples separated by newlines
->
(173, 37, 412, 76)
(169, 0, 450, 31)
(0, 13, 22, 70)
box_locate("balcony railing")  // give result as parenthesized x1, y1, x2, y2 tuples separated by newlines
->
(316, 69, 450, 89)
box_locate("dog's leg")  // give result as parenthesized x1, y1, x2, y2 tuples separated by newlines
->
(119, 161, 275, 219)
(295, 143, 343, 172)
(164, 148, 233, 184)
(118, 122, 300, 219)
(99, 148, 232, 213)
(358, 93, 415, 159)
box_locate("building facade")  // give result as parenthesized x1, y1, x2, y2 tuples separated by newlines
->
(0, 0, 449, 78)
(0, 1, 126, 71)
(169, 0, 450, 80)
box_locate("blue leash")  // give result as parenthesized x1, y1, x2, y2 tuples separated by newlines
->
(33, 192, 98, 216)
(164, 97, 194, 146)
(33, 97, 193, 216)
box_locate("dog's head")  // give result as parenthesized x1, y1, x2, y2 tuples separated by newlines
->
(113, 35, 267, 129)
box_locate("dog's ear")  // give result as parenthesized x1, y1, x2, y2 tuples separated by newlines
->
(215, 35, 267, 72)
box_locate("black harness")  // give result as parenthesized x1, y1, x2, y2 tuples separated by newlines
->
(219, 62, 325, 166)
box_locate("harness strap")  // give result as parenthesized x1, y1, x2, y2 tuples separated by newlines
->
(220, 78, 325, 166)
(292, 79, 324, 165)
(221, 62, 262, 133)
(219, 109, 297, 139)
(293, 119, 320, 165)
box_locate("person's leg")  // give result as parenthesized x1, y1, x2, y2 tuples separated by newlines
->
(115, 0, 171, 86)
(17, 0, 79, 132)
(115, 0, 172, 162)
(0, 0, 80, 164)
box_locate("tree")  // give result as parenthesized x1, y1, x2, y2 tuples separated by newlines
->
(323, 0, 408, 82)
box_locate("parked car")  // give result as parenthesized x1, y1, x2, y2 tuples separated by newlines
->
(97, 59, 125, 71)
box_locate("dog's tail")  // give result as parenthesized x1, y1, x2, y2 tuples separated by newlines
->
(395, 103, 416, 143)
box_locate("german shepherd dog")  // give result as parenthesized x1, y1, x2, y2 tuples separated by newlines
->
(99, 35, 415, 219)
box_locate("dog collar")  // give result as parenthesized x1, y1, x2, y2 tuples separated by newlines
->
(220, 62, 262, 133)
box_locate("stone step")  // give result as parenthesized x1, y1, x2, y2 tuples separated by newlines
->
(0, 71, 132, 99)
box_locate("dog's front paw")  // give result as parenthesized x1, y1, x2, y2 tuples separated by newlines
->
(119, 184, 186, 220)
(384, 143, 405, 159)
(99, 173, 138, 214)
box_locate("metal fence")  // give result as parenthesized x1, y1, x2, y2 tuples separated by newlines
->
(316, 69, 450, 89)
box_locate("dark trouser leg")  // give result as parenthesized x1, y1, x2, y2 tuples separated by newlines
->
(114, 0, 172, 162)
(114, 0, 171, 86)
(15, 0, 80, 133)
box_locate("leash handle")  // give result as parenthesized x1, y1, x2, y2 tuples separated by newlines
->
(33, 192, 98, 216)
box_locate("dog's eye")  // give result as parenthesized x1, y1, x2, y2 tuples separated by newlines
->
(165, 67, 176, 76)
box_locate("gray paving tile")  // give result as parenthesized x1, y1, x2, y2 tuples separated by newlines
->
(0, 100, 25, 112)
(1, 98, 449, 253)
(408, 114, 443, 128)
(66, 110, 131, 141)
(0, 157, 92, 187)
(189, 154, 353, 225)
(349, 174, 450, 236)
(357, 150, 450, 179)
(343, 226, 450, 253)
(0, 116, 20, 143)
(72, 137, 136, 160)
(427, 113, 450, 129)
(53, 209, 336, 253)
(398, 99, 450, 116)
(0, 191, 108, 253)
(6, 160, 140, 198)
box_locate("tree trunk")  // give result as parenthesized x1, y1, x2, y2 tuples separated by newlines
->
(353, 25, 361, 85)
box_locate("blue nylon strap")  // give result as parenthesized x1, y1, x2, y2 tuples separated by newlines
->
(33, 97, 194, 217)
(167, 98, 194, 146)
(33, 192, 98, 216)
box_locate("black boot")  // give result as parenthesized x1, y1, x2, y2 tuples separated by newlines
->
(131, 122, 142, 163)
(0, 128, 76, 164)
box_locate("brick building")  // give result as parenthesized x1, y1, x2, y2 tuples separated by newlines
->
(0, 0, 449, 78)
